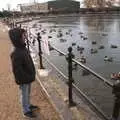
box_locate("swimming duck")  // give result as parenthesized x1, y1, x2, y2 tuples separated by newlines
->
(81, 35, 84, 38)
(77, 46, 80, 51)
(80, 56, 86, 63)
(99, 45, 105, 49)
(104, 56, 113, 62)
(41, 30, 46, 34)
(72, 43, 76, 46)
(66, 32, 70, 35)
(57, 33, 63, 38)
(79, 32, 83, 35)
(102, 33, 108, 36)
(111, 45, 118, 48)
(77, 46, 84, 51)
(50, 29, 56, 32)
(83, 37, 88, 40)
(91, 48, 98, 54)
(60, 39, 67, 42)
(48, 36, 52, 39)
(58, 29, 62, 33)
(92, 41, 97, 45)
(80, 50, 83, 54)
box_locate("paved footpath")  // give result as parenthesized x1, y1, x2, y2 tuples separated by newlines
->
(0, 22, 61, 120)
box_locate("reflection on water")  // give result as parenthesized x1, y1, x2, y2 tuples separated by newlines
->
(28, 15, 120, 117)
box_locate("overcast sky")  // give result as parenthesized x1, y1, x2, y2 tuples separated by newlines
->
(0, 0, 83, 11)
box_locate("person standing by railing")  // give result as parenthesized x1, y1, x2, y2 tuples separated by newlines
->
(112, 80, 120, 120)
(8, 28, 39, 118)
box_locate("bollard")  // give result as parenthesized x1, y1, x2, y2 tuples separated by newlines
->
(112, 80, 120, 120)
(37, 32, 44, 69)
(67, 47, 76, 106)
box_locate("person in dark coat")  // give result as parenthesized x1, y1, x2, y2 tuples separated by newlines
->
(112, 81, 120, 120)
(9, 28, 38, 118)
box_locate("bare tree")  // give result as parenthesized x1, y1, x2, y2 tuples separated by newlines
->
(84, 0, 95, 8)
(84, 0, 107, 8)
(106, 1, 112, 7)
(97, 0, 106, 7)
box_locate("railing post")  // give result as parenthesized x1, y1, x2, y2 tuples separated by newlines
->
(37, 32, 44, 69)
(26, 38, 30, 52)
(19, 24, 21, 28)
(67, 47, 75, 106)
(112, 81, 120, 120)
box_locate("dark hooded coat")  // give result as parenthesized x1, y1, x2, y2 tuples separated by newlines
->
(9, 28, 36, 85)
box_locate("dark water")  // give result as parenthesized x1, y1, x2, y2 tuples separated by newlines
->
(27, 15, 120, 118)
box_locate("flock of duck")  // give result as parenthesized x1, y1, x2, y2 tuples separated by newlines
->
(30, 23, 118, 66)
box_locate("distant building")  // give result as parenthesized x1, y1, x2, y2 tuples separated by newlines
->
(48, 0, 80, 12)
(19, 0, 80, 13)
(20, 3, 48, 13)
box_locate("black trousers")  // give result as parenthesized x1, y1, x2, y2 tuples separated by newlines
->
(112, 97, 120, 119)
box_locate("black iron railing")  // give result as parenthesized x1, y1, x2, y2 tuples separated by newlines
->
(26, 31, 118, 120)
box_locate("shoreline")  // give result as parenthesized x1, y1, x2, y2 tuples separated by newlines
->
(14, 13, 120, 25)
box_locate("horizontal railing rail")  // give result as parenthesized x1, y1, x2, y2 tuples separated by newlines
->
(73, 59, 113, 87)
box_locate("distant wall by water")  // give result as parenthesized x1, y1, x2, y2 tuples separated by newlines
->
(79, 7, 120, 14)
